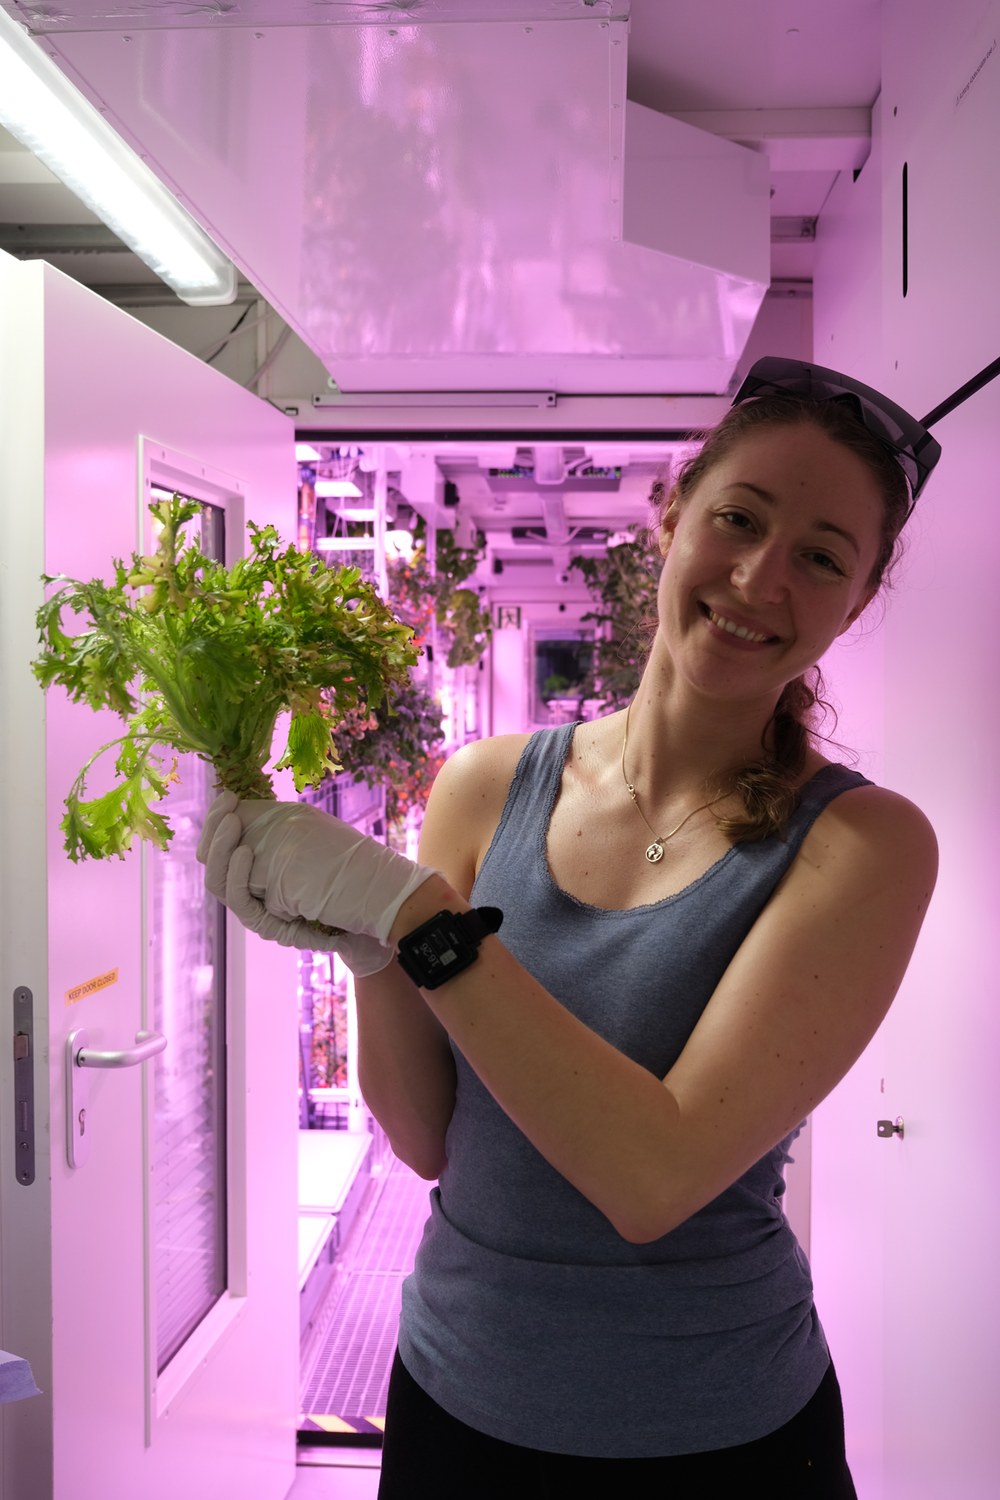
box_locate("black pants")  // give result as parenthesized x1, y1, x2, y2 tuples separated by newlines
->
(378, 1351, 859, 1499)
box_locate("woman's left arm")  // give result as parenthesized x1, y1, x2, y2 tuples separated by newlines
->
(389, 785, 938, 1243)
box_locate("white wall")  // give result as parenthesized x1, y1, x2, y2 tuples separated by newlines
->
(810, 4, 1000, 1496)
(735, 284, 814, 383)
(808, 91, 891, 1500)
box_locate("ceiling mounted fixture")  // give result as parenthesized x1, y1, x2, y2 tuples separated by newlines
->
(0, 7, 236, 305)
(486, 449, 622, 493)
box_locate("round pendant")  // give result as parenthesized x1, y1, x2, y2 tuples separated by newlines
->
(645, 840, 665, 863)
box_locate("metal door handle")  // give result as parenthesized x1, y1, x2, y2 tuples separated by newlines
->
(74, 1029, 167, 1070)
(65, 1027, 168, 1168)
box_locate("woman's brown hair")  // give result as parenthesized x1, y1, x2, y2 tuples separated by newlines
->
(659, 392, 911, 842)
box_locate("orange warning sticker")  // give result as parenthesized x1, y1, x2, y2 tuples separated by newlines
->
(65, 968, 119, 1005)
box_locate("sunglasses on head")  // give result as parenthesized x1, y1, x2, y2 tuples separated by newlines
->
(730, 356, 943, 506)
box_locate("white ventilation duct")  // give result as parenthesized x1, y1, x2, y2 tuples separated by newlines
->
(623, 100, 770, 292)
(33, 10, 771, 394)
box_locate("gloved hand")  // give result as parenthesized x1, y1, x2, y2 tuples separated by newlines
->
(196, 792, 439, 971)
(194, 800, 391, 970)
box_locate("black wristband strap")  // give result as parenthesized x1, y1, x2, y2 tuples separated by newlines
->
(396, 906, 503, 990)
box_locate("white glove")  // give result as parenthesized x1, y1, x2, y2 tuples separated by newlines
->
(196, 792, 437, 970)
(196, 803, 393, 971)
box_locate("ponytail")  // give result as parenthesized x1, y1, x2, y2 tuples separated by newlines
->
(712, 669, 829, 843)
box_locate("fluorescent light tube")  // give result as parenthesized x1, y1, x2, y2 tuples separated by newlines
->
(316, 538, 377, 552)
(314, 479, 363, 498)
(0, 10, 236, 305)
(330, 507, 376, 521)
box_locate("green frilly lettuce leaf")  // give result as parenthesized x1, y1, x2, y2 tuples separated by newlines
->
(33, 495, 419, 861)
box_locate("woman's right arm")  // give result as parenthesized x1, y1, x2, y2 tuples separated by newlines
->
(354, 734, 527, 1178)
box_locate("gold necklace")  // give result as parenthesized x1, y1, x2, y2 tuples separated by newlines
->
(621, 700, 720, 864)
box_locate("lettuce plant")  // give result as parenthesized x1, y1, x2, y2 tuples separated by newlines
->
(33, 495, 418, 860)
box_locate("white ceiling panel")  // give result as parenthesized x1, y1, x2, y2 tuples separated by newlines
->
(627, 0, 882, 113)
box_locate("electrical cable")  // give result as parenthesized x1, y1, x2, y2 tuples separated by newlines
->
(199, 301, 256, 365)
(922, 353, 1000, 428)
(247, 325, 292, 391)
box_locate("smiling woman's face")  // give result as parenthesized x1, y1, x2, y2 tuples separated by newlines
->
(654, 422, 885, 704)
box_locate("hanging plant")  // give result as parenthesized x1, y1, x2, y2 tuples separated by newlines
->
(439, 582, 492, 669)
(317, 526, 487, 830)
(569, 539, 660, 712)
(390, 526, 491, 670)
(386, 549, 436, 646)
(328, 674, 446, 828)
(309, 985, 348, 1089)
(431, 528, 493, 668)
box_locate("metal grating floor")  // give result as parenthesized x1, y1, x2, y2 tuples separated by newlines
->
(300, 1158, 432, 1433)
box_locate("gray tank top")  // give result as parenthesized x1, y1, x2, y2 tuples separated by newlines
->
(398, 722, 870, 1457)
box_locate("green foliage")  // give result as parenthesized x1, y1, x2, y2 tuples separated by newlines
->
(323, 530, 487, 830)
(439, 584, 491, 669)
(569, 540, 661, 711)
(329, 675, 446, 829)
(432, 525, 481, 591)
(433, 528, 492, 667)
(393, 529, 492, 669)
(385, 549, 436, 644)
(33, 494, 418, 861)
(310, 984, 348, 1089)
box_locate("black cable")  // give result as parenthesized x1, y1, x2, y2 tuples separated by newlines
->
(206, 301, 253, 366)
(921, 353, 1000, 428)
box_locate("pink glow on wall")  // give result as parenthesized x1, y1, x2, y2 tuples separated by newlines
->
(809, 4, 1000, 1494)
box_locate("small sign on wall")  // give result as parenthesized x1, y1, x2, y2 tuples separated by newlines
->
(496, 605, 521, 629)
(65, 968, 119, 1006)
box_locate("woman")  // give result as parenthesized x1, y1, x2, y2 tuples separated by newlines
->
(199, 360, 939, 1497)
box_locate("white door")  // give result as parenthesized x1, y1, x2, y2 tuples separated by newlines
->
(0, 251, 301, 1500)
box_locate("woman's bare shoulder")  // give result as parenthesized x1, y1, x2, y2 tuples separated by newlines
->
(800, 753, 936, 867)
(804, 773, 937, 875)
(418, 733, 533, 897)
(439, 731, 534, 792)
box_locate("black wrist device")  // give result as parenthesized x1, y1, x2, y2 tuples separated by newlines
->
(396, 906, 503, 990)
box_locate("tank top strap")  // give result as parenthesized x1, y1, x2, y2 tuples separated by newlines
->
(780, 762, 872, 860)
(480, 732, 870, 892)
(479, 722, 577, 881)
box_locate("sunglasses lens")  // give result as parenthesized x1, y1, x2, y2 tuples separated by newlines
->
(733, 358, 941, 500)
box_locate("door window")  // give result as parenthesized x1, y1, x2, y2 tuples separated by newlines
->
(147, 499, 228, 1373)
